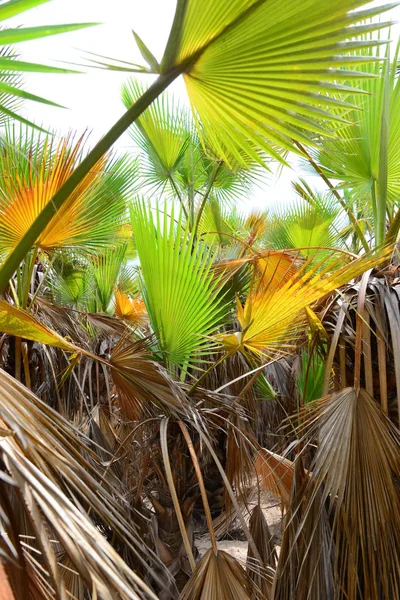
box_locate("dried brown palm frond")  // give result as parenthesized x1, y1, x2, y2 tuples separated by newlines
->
(246, 504, 276, 600)
(323, 274, 400, 424)
(0, 368, 165, 599)
(109, 337, 192, 418)
(34, 297, 91, 348)
(179, 549, 252, 600)
(277, 387, 400, 600)
(274, 457, 333, 600)
(255, 449, 298, 512)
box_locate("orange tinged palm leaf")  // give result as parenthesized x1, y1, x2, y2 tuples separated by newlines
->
(114, 287, 147, 326)
(216, 249, 298, 292)
(255, 449, 297, 510)
(223, 247, 392, 359)
(0, 130, 131, 255)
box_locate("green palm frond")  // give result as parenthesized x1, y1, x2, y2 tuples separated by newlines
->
(0, 46, 24, 123)
(0, 0, 96, 127)
(90, 244, 128, 313)
(122, 80, 260, 219)
(166, 0, 396, 166)
(122, 78, 191, 196)
(197, 198, 232, 247)
(268, 187, 345, 260)
(130, 201, 227, 372)
(49, 254, 94, 308)
(296, 347, 326, 405)
(1, 0, 394, 288)
(310, 39, 400, 245)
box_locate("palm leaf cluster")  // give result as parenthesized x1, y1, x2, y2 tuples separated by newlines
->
(0, 1, 400, 599)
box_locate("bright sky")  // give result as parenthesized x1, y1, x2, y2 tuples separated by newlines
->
(7, 0, 400, 211)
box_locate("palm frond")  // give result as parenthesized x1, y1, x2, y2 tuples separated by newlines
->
(163, 0, 396, 166)
(0, 2, 96, 127)
(0, 129, 135, 256)
(109, 336, 192, 418)
(310, 39, 400, 243)
(0, 368, 162, 599)
(221, 246, 393, 360)
(114, 287, 147, 326)
(122, 79, 191, 196)
(179, 548, 251, 600)
(277, 387, 400, 600)
(131, 201, 227, 371)
(90, 244, 128, 313)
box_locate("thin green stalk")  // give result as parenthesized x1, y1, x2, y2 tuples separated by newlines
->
(0, 67, 186, 292)
(371, 179, 378, 244)
(192, 160, 223, 238)
(294, 141, 370, 253)
(168, 174, 188, 220)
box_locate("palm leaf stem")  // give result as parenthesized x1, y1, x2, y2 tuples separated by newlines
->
(377, 48, 390, 246)
(160, 418, 196, 572)
(0, 67, 187, 291)
(169, 173, 189, 220)
(20, 244, 38, 310)
(178, 421, 218, 554)
(294, 141, 370, 252)
(192, 160, 223, 239)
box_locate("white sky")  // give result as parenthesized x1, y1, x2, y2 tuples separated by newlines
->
(6, 0, 400, 211)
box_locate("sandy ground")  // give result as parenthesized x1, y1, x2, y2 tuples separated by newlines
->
(196, 490, 282, 567)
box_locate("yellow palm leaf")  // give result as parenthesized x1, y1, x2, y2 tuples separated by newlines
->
(221, 246, 392, 359)
(216, 249, 299, 291)
(0, 298, 76, 351)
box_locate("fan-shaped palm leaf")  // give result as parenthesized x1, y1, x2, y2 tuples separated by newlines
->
(122, 79, 191, 197)
(165, 0, 395, 166)
(90, 244, 128, 313)
(114, 287, 147, 326)
(131, 201, 226, 372)
(276, 387, 400, 600)
(0, 368, 160, 600)
(221, 246, 392, 359)
(0, 1, 96, 127)
(268, 187, 345, 261)
(311, 40, 400, 246)
(0, 129, 136, 256)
